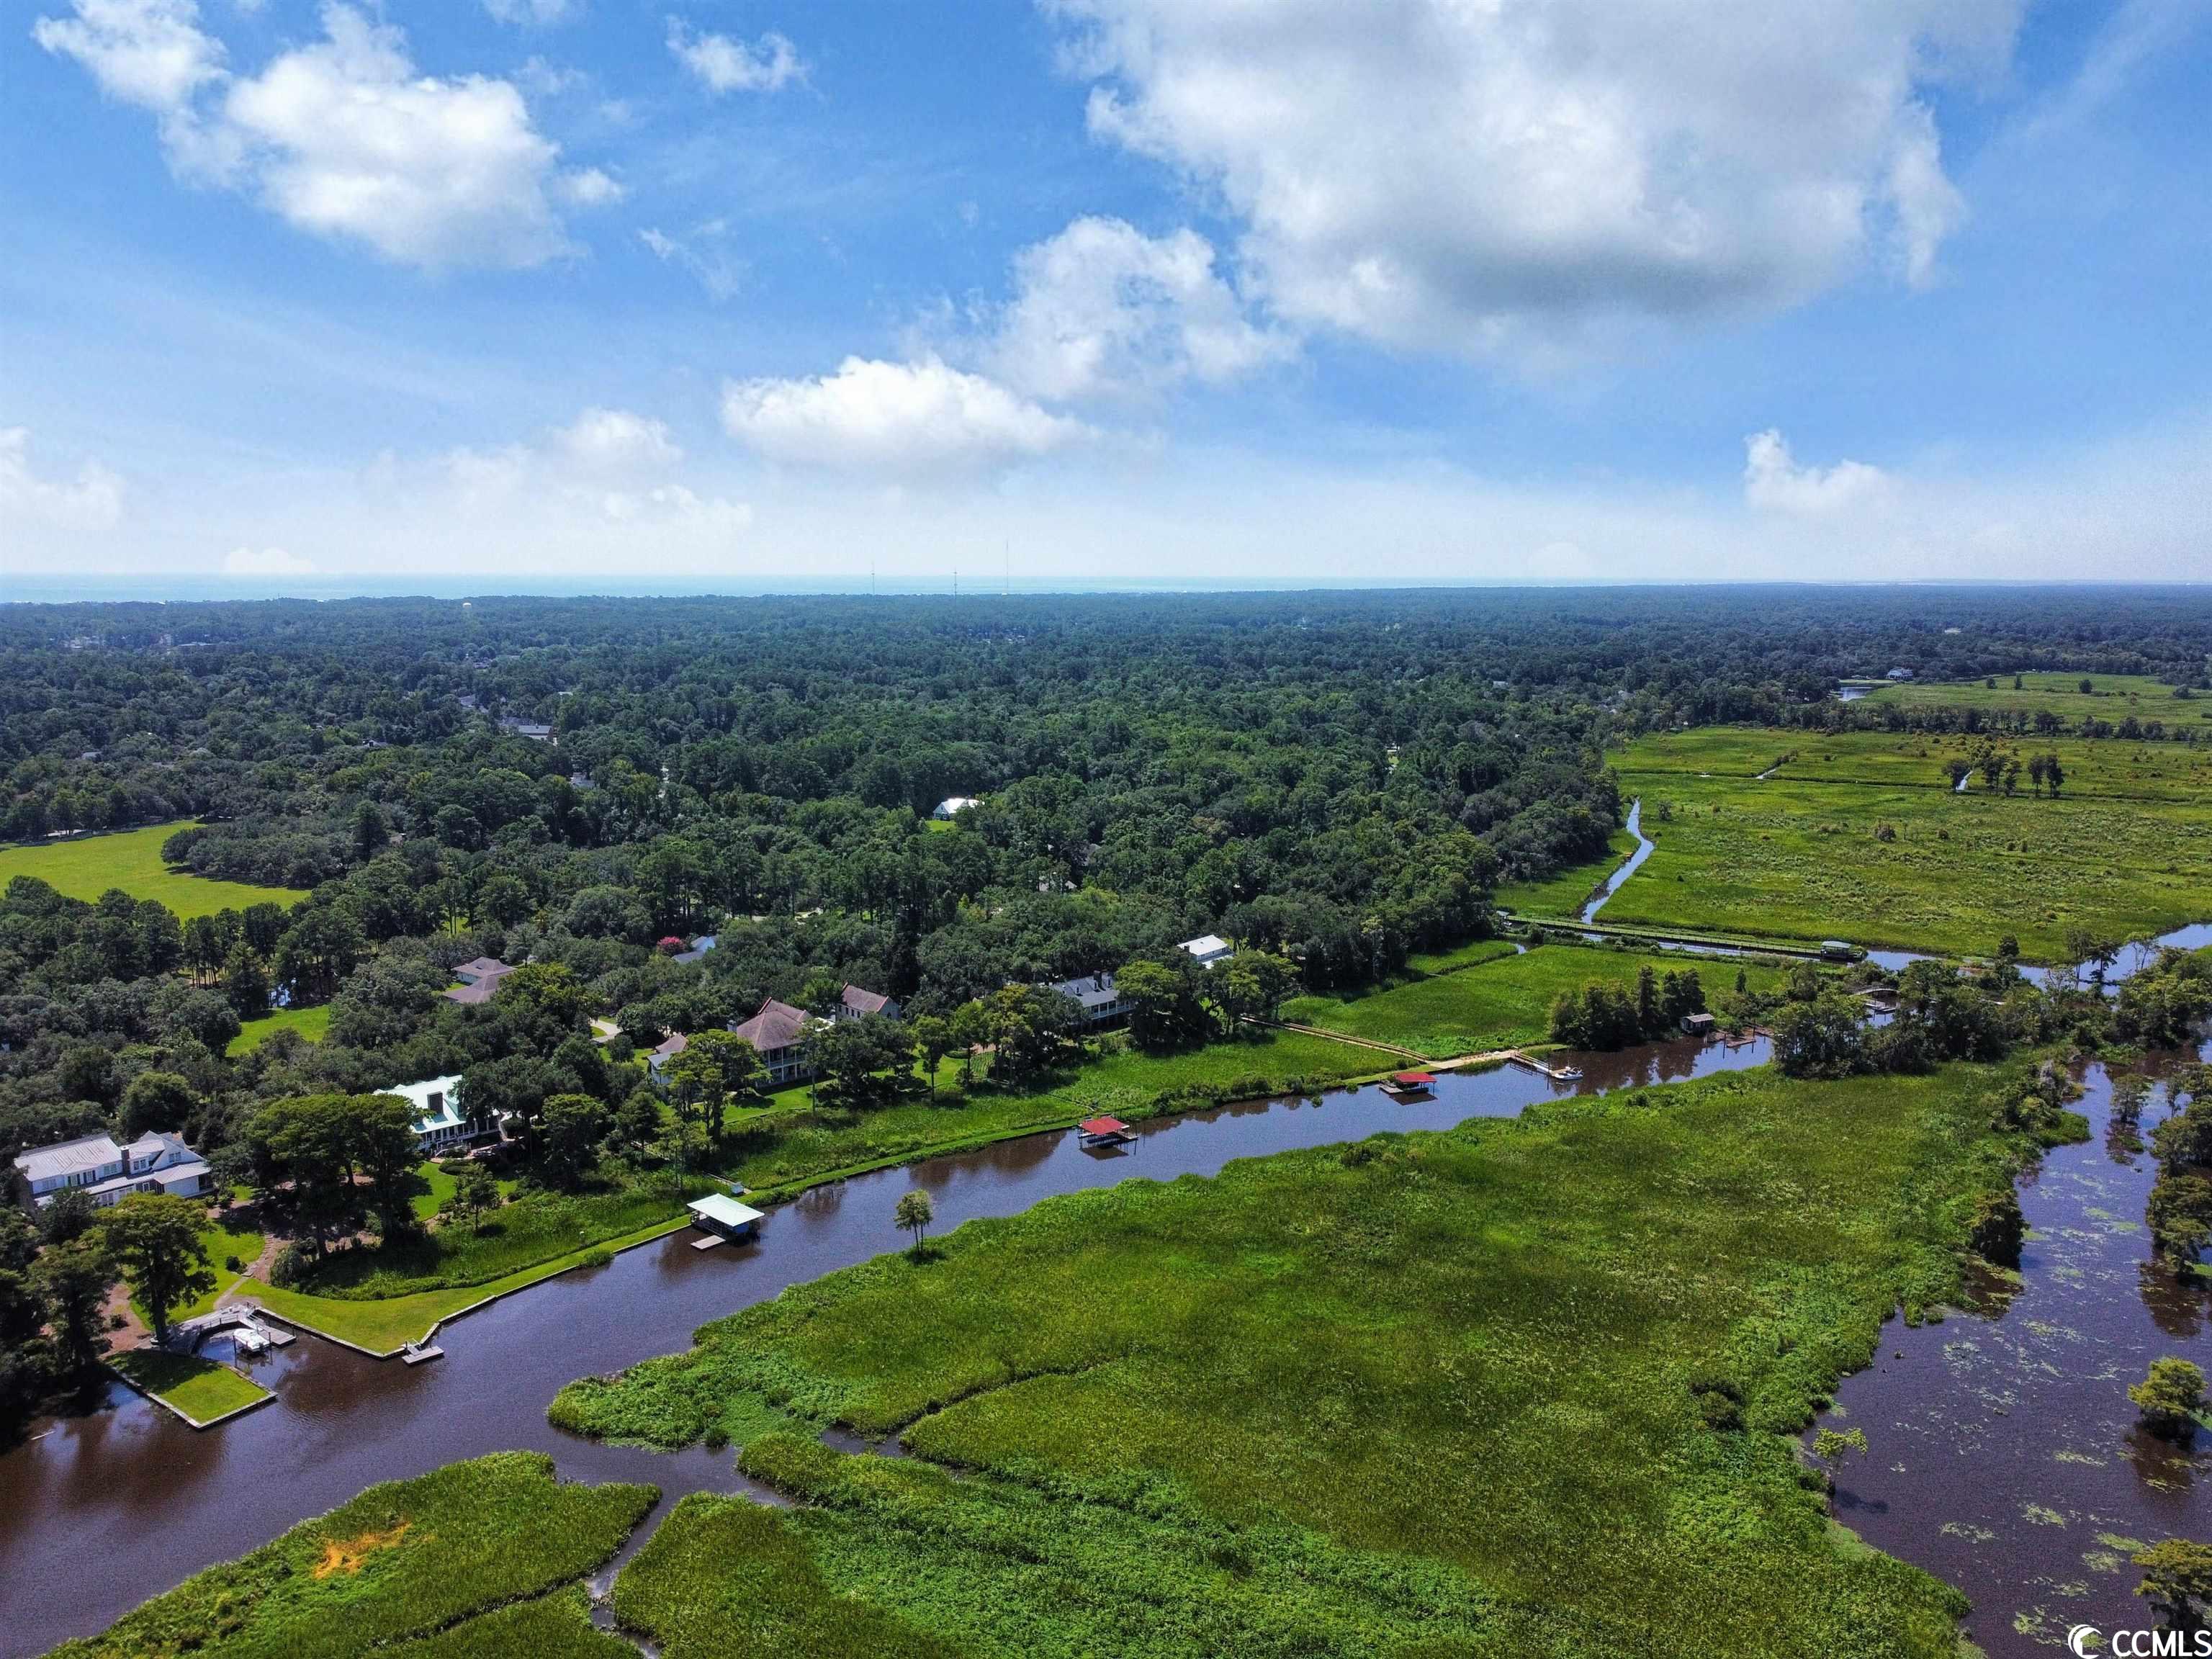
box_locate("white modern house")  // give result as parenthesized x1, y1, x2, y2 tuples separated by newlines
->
(14, 1130, 210, 1211)
(382, 1075, 480, 1153)
(1179, 934, 1234, 970)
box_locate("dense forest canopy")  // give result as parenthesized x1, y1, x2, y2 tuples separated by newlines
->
(3, 583, 2210, 1431)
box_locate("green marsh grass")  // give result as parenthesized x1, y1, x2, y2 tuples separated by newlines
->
(562, 1062, 2033, 1658)
(1605, 730, 2212, 958)
(1280, 937, 1789, 1057)
(48, 1453, 655, 1659)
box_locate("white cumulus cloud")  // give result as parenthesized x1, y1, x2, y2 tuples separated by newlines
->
(984, 216, 1293, 402)
(482, 0, 584, 25)
(34, 0, 611, 270)
(553, 408, 683, 474)
(667, 19, 805, 94)
(1743, 430, 1892, 515)
(0, 427, 125, 530)
(722, 357, 1092, 475)
(1048, 0, 2019, 356)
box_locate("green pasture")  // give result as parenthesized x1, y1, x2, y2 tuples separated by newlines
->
(1860, 670, 2198, 721)
(1603, 730, 2212, 958)
(556, 1061, 2026, 1658)
(0, 822, 306, 920)
(1280, 938, 1789, 1058)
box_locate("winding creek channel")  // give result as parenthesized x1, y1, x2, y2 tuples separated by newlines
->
(3, 985, 2208, 1653)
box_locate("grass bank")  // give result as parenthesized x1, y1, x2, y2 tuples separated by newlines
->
(231, 1004, 331, 1053)
(109, 1349, 270, 1426)
(1280, 937, 1791, 1058)
(556, 1060, 2035, 1658)
(1493, 826, 1640, 916)
(715, 1026, 1378, 1197)
(49, 1452, 655, 1659)
(0, 822, 307, 920)
(1604, 729, 2212, 958)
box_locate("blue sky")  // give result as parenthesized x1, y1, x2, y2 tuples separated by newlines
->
(4, 0, 2208, 594)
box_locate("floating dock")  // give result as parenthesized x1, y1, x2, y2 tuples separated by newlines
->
(400, 1343, 444, 1366)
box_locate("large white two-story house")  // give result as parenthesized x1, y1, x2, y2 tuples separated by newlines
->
(13, 1130, 210, 1211)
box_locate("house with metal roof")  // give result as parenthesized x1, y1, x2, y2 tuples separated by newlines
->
(686, 1192, 765, 1241)
(1179, 934, 1233, 969)
(381, 1075, 481, 1152)
(1048, 972, 1132, 1028)
(13, 1130, 210, 1211)
(932, 796, 983, 819)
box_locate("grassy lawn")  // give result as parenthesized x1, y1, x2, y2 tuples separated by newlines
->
(560, 1061, 2029, 1659)
(50, 1452, 655, 1659)
(1280, 938, 1791, 1058)
(409, 1159, 521, 1222)
(718, 1028, 1380, 1198)
(0, 821, 307, 920)
(149, 1208, 267, 1323)
(1604, 729, 2212, 959)
(240, 1033, 1373, 1349)
(109, 1349, 270, 1425)
(1493, 826, 1640, 916)
(232, 1004, 332, 1053)
(246, 1208, 704, 1353)
(1860, 670, 2200, 722)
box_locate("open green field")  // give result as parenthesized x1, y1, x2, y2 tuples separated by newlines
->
(1604, 729, 2212, 959)
(231, 1004, 331, 1053)
(1860, 670, 2202, 721)
(1663, 727, 2212, 804)
(0, 822, 307, 920)
(50, 1453, 655, 1659)
(1280, 938, 1791, 1058)
(556, 1061, 2026, 1658)
(109, 1349, 269, 1425)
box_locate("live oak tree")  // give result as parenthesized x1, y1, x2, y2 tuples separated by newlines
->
(30, 1232, 114, 1374)
(100, 1192, 215, 1346)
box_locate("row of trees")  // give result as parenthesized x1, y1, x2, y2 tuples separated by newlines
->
(1548, 966, 1709, 1051)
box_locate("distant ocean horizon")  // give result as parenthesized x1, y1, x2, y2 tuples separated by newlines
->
(6, 575, 2200, 606)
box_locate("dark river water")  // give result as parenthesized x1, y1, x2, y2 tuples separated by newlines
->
(4, 1013, 2205, 1656)
(1825, 1043, 2212, 1658)
(0, 1034, 1763, 1658)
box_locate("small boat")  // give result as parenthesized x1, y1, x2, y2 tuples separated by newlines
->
(1380, 1071, 1437, 1100)
(1554, 1066, 1583, 1082)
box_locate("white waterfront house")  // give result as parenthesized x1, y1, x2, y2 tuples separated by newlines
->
(382, 1075, 479, 1153)
(13, 1130, 210, 1211)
